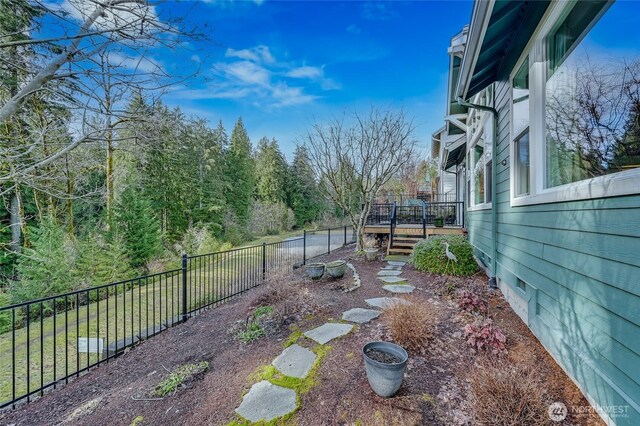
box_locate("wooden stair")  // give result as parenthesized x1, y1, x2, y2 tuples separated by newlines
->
(387, 236, 423, 256)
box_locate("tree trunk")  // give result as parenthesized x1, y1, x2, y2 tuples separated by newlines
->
(9, 191, 21, 253)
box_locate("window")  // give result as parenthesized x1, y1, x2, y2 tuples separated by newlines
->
(513, 59, 530, 196)
(510, 0, 640, 206)
(469, 105, 493, 208)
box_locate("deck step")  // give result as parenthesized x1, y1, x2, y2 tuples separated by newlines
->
(393, 241, 417, 248)
(388, 248, 414, 254)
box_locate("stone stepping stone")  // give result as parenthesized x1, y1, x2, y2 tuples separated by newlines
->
(304, 323, 353, 344)
(365, 297, 410, 309)
(235, 380, 297, 422)
(383, 284, 415, 294)
(387, 261, 406, 267)
(272, 344, 317, 379)
(378, 276, 407, 284)
(341, 308, 381, 324)
(381, 265, 401, 270)
(377, 270, 402, 277)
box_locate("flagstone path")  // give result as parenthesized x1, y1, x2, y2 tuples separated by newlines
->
(234, 258, 411, 423)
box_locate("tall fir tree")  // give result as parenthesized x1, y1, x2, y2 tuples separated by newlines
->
(255, 137, 287, 203)
(112, 186, 162, 270)
(74, 232, 132, 289)
(12, 216, 75, 305)
(287, 145, 324, 227)
(224, 118, 254, 226)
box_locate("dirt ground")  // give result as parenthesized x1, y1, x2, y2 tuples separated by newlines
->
(0, 246, 604, 426)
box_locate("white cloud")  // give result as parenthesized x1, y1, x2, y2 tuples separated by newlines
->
(107, 52, 163, 73)
(175, 44, 340, 108)
(286, 66, 323, 79)
(216, 60, 271, 86)
(226, 45, 275, 64)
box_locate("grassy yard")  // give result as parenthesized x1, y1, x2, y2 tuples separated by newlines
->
(0, 240, 306, 406)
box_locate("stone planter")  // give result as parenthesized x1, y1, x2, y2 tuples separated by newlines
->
(364, 248, 379, 261)
(304, 263, 325, 280)
(362, 341, 408, 398)
(325, 260, 346, 279)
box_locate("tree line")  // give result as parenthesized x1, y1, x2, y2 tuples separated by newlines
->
(0, 93, 330, 306)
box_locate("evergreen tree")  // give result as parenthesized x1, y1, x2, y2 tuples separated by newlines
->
(287, 145, 324, 227)
(224, 118, 254, 226)
(255, 137, 287, 203)
(74, 232, 133, 288)
(112, 186, 162, 270)
(12, 216, 75, 305)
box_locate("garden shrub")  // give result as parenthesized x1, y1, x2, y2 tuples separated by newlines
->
(458, 290, 488, 315)
(382, 297, 436, 353)
(464, 318, 507, 355)
(470, 359, 554, 426)
(412, 235, 479, 276)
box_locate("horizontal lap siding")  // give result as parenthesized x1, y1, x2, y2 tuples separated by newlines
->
(470, 78, 640, 424)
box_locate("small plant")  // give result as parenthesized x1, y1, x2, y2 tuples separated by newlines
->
(382, 298, 436, 353)
(464, 318, 507, 355)
(412, 235, 479, 276)
(470, 360, 554, 425)
(152, 361, 209, 397)
(363, 235, 377, 249)
(458, 290, 487, 315)
(236, 306, 274, 343)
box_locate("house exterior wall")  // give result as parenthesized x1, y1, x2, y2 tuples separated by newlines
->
(465, 75, 640, 424)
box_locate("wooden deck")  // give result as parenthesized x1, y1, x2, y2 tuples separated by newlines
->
(363, 224, 465, 236)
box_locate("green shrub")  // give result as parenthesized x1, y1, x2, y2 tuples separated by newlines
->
(412, 235, 479, 276)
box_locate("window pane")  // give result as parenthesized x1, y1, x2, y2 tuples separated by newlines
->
(513, 58, 529, 137)
(545, 1, 640, 188)
(515, 131, 530, 196)
(473, 137, 485, 204)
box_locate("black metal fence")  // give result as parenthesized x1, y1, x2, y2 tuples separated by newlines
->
(0, 226, 355, 409)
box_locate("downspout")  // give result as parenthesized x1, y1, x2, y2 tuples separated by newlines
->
(456, 96, 498, 289)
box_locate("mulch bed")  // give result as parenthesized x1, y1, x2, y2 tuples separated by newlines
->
(0, 246, 604, 425)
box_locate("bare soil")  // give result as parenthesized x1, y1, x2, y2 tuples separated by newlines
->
(0, 247, 604, 426)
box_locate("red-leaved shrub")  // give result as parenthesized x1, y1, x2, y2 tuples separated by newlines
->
(464, 318, 507, 355)
(458, 290, 487, 314)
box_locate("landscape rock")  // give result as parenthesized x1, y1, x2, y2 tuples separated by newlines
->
(235, 381, 297, 422)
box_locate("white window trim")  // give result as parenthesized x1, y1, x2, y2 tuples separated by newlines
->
(509, 0, 640, 207)
(468, 109, 493, 211)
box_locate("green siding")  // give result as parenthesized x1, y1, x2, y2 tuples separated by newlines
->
(465, 77, 640, 424)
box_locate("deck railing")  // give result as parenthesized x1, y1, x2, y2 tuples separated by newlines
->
(366, 201, 464, 237)
(0, 226, 355, 409)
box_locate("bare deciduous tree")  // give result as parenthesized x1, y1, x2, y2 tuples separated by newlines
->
(304, 108, 417, 250)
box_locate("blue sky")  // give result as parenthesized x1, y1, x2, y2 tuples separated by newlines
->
(153, 0, 473, 159)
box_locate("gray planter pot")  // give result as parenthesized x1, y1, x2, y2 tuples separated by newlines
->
(362, 341, 408, 397)
(304, 263, 325, 280)
(364, 248, 379, 261)
(325, 260, 346, 279)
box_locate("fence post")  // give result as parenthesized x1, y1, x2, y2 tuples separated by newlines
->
(181, 253, 188, 322)
(262, 242, 267, 280)
(303, 230, 307, 265)
(327, 228, 331, 254)
(343, 225, 347, 246)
